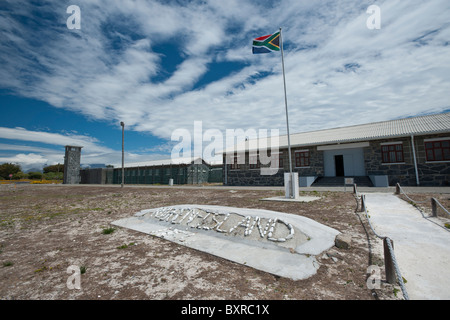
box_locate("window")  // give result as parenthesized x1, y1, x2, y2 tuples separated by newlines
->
(269, 152, 283, 169)
(295, 150, 309, 167)
(425, 140, 450, 162)
(249, 153, 260, 169)
(230, 156, 240, 170)
(381, 143, 404, 163)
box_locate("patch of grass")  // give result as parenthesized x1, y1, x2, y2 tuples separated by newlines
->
(80, 266, 87, 274)
(3, 261, 13, 267)
(393, 287, 400, 297)
(117, 242, 135, 249)
(102, 227, 116, 235)
(34, 266, 47, 273)
(445, 223, 450, 229)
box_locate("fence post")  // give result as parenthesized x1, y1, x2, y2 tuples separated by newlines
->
(431, 198, 437, 217)
(383, 238, 396, 284)
(395, 183, 400, 195)
(360, 194, 366, 212)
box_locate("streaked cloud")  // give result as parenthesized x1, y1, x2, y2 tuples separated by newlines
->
(1, 0, 449, 169)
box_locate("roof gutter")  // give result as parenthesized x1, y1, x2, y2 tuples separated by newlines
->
(411, 134, 420, 186)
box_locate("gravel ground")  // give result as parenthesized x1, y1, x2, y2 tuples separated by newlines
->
(0, 184, 420, 301)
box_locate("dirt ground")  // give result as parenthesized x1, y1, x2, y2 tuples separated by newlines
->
(1, 184, 444, 301)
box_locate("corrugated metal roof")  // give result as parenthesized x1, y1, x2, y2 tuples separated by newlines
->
(226, 112, 450, 152)
(119, 157, 201, 169)
(118, 157, 223, 169)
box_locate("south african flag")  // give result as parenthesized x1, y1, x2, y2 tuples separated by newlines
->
(252, 31, 280, 54)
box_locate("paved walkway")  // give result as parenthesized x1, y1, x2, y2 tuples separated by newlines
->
(363, 193, 450, 300)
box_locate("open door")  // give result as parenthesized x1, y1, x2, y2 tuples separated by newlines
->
(334, 155, 344, 176)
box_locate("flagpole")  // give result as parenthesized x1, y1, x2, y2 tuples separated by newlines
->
(279, 27, 295, 198)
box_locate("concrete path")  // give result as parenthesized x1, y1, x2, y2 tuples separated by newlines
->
(363, 193, 450, 300)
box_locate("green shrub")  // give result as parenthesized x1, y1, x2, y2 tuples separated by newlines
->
(12, 172, 28, 180)
(102, 227, 115, 235)
(28, 172, 43, 180)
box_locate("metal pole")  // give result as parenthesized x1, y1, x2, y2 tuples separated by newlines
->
(411, 135, 420, 186)
(224, 156, 227, 185)
(120, 121, 124, 188)
(279, 27, 295, 198)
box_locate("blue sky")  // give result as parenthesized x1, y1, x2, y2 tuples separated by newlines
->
(1, 0, 450, 171)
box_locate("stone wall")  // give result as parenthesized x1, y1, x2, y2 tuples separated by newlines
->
(364, 134, 450, 186)
(224, 147, 323, 186)
(224, 133, 449, 187)
(414, 134, 450, 186)
(80, 168, 114, 184)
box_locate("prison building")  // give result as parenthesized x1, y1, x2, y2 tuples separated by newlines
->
(80, 167, 114, 184)
(81, 157, 222, 185)
(223, 112, 450, 187)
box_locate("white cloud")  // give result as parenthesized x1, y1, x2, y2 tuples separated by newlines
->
(0, 153, 49, 171)
(0, 143, 59, 154)
(0, 127, 110, 153)
(0, 127, 173, 170)
(1, 0, 449, 145)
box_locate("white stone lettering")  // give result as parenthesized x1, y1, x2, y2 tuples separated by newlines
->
(144, 207, 295, 243)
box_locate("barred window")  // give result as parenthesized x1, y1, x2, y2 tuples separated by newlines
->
(278, 156, 284, 168)
(273, 153, 283, 169)
(295, 151, 309, 167)
(230, 156, 240, 170)
(381, 144, 404, 163)
(425, 140, 450, 162)
(249, 154, 260, 169)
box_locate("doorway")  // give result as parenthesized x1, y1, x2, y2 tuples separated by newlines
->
(334, 155, 344, 176)
(323, 145, 367, 177)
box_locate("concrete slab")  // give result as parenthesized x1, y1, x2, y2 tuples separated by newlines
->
(112, 204, 340, 281)
(363, 193, 450, 300)
(260, 196, 321, 202)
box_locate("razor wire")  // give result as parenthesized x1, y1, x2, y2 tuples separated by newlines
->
(353, 185, 410, 300)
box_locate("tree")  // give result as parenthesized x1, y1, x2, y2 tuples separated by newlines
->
(43, 171, 63, 180)
(13, 172, 28, 180)
(0, 163, 21, 180)
(43, 164, 64, 173)
(28, 172, 43, 180)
